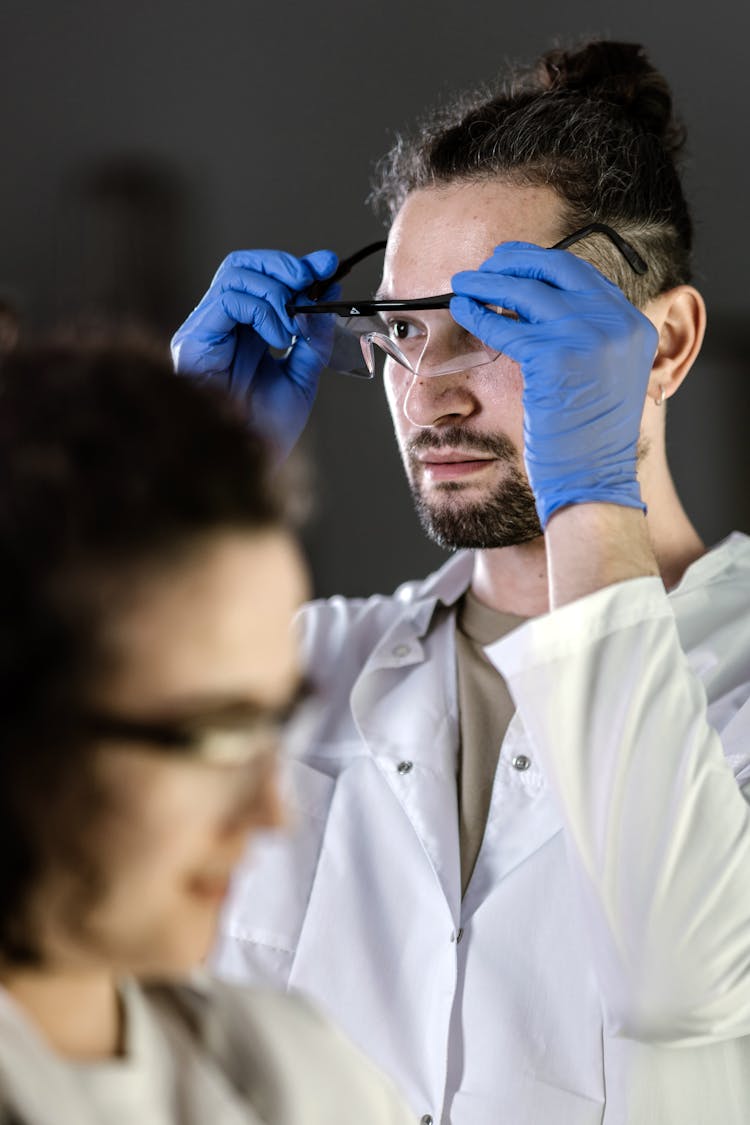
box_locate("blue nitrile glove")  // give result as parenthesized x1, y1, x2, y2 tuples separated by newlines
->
(171, 248, 338, 459)
(450, 243, 659, 528)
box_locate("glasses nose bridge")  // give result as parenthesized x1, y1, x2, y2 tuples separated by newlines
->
(416, 311, 474, 374)
(364, 312, 483, 379)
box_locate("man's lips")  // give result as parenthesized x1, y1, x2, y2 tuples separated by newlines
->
(416, 450, 497, 481)
(417, 450, 495, 464)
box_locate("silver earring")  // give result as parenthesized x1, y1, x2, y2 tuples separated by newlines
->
(655, 386, 665, 407)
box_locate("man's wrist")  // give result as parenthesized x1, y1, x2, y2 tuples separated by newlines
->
(529, 465, 644, 529)
(544, 502, 659, 609)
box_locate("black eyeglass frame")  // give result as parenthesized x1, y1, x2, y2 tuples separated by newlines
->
(288, 223, 648, 319)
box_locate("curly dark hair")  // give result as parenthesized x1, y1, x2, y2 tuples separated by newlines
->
(369, 40, 692, 307)
(0, 335, 286, 963)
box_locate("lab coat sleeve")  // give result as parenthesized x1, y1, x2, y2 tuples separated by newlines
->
(486, 576, 750, 1045)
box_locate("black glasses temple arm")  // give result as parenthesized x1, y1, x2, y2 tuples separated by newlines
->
(551, 224, 648, 275)
(305, 239, 388, 301)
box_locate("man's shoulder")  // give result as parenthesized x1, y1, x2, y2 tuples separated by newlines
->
(671, 531, 750, 631)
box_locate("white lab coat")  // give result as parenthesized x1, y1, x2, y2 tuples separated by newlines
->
(214, 532, 750, 1125)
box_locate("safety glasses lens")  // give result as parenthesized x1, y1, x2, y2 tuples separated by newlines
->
(334, 313, 500, 378)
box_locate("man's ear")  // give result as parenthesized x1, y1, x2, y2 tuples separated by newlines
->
(643, 286, 706, 405)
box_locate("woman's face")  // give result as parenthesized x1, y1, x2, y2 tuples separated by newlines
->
(30, 528, 308, 976)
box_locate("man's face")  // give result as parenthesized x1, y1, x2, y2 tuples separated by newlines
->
(379, 180, 566, 549)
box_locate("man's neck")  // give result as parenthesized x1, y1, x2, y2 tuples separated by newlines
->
(468, 501, 707, 617)
(470, 537, 551, 617)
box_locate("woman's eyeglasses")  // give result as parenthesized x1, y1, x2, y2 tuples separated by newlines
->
(79, 681, 315, 767)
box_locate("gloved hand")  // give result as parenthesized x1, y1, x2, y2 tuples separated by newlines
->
(450, 243, 659, 528)
(171, 248, 338, 459)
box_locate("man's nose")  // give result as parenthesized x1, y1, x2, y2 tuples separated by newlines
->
(401, 366, 479, 428)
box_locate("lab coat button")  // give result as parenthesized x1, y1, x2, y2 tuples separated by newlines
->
(397, 760, 413, 774)
(392, 643, 411, 658)
(420, 1116, 434, 1125)
(512, 754, 531, 771)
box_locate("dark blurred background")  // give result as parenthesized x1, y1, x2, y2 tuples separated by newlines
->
(1, 1, 747, 597)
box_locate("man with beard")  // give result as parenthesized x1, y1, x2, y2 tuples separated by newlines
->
(171, 39, 750, 1125)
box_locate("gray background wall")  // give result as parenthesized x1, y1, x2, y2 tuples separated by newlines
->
(1, 1, 747, 597)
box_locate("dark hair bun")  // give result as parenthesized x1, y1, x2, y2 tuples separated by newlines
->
(537, 40, 686, 157)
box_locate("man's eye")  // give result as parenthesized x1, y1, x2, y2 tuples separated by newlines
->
(385, 319, 422, 342)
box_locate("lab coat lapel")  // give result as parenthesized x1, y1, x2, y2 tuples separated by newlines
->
(287, 754, 460, 1111)
(462, 710, 564, 916)
(350, 605, 463, 918)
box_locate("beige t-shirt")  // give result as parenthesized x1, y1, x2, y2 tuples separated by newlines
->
(456, 589, 527, 895)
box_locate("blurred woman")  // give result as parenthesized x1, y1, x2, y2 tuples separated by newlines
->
(0, 339, 411, 1124)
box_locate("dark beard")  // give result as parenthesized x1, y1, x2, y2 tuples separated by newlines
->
(406, 427, 543, 550)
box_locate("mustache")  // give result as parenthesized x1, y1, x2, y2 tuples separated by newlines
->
(406, 426, 518, 461)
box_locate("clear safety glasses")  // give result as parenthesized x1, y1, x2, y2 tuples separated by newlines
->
(286, 223, 648, 380)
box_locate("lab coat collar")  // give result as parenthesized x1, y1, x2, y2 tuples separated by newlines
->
(669, 530, 750, 597)
(364, 551, 474, 674)
(390, 531, 750, 622)
(399, 549, 475, 614)
(382, 531, 750, 641)
(346, 557, 471, 913)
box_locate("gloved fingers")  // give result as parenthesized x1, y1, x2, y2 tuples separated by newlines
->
(216, 289, 295, 351)
(283, 333, 327, 391)
(452, 293, 657, 374)
(299, 249, 340, 280)
(450, 295, 535, 361)
(175, 284, 293, 350)
(211, 249, 337, 294)
(211, 251, 338, 335)
(451, 270, 593, 325)
(170, 320, 232, 376)
(171, 266, 291, 350)
(214, 266, 304, 336)
(170, 294, 239, 362)
(460, 241, 623, 295)
(487, 241, 621, 293)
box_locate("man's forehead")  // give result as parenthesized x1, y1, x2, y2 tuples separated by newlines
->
(378, 181, 565, 299)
